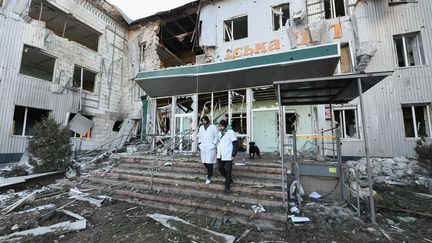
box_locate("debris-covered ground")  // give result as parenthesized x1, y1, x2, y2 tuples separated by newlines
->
(0, 155, 431, 243)
(0, 182, 431, 242)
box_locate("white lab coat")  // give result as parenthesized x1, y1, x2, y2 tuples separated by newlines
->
(216, 129, 237, 161)
(198, 124, 219, 164)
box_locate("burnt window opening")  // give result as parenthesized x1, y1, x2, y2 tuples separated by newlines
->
(273, 3, 290, 31)
(20, 45, 56, 81)
(285, 113, 297, 134)
(224, 15, 248, 42)
(73, 66, 97, 93)
(325, 0, 346, 19)
(159, 13, 203, 67)
(68, 113, 93, 138)
(13, 106, 50, 136)
(394, 32, 425, 68)
(402, 104, 431, 138)
(113, 121, 123, 132)
(28, 0, 100, 52)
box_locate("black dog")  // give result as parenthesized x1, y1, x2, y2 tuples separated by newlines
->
(249, 142, 261, 159)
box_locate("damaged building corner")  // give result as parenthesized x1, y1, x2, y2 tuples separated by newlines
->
(0, 0, 432, 242)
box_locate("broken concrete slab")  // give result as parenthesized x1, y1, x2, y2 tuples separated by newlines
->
(147, 213, 235, 243)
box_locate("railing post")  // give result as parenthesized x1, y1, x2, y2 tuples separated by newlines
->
(336, 127, 344, 201)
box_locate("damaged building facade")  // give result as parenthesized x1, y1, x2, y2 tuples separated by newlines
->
(0, 0, 431, 163)
(135, 0, 432, 158)
(0, 0, 134, 163)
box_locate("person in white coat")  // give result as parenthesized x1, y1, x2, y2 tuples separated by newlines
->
(216, 119, 238, 193)
(198, 116, 219, 184)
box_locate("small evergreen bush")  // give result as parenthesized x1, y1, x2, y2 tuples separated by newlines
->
(28, 118, 72, 173)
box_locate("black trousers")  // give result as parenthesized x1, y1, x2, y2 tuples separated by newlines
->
(217, 159, 233, 190)
(203, 163, 213, 178)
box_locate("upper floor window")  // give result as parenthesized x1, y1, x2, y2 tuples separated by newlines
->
(325, 0, 346, 19)
(402, 104, 431, 138)
(394, 32, 425, 67)
(73, 65, 97, 93)
(334, 107, 360, 139)
(273, 3, 290, 31)
(224, 16, 248, 42)
(20, 45, 56, 82)
(28, 0, 100, 52)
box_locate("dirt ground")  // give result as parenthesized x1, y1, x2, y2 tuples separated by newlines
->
(0, 181, 431, 243)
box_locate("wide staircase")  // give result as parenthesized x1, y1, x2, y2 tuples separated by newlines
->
(66, 153, 289, 228)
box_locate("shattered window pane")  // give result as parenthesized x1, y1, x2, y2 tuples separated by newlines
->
(285, 113, 297, 134)
(394, 32, 425, 67)
(224, 16, 248, 42)
(402, 105, 431, 138)
(273, 4, 290, 31)
(13, 106, 50, 136)
(334, 109, 359, 139)
(414, 106, 428, 137)
(73, 66, 97, 93)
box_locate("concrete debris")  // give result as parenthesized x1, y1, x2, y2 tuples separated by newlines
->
(346, 157, 426, 186)
(302, 203, 364, 228)
(68, 187, 110, 207)
(147, 213, 236, 243)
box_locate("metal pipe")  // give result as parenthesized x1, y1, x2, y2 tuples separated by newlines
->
(357, 77, 376, 224)
(336, 127, 344, 200)
(277, 85, 286, 203)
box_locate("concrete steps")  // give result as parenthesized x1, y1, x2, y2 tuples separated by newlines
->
(77, 154, 289, 226)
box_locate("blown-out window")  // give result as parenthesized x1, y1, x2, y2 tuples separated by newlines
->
(224, 16, 248, 42)
(13, 106, 50, 136)
(73, 66, 97, 93)
(402, 104, 431, 138)
(394, 32, 425, 67)
(19, 45, 56, 81)
(334, 107, 360, 139)
(273, 4, 290, 31)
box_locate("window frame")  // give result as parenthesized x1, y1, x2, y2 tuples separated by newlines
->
(333, 106, 361, 140)
(12, 106, 50, 137)
(272, 3, 290, 31)
(401, 103, 432, 138)
(72, 65, 97, 93)
(19, 45, 57, 82)
(393, 31, 426, 68)
(223, 15, 248, 42)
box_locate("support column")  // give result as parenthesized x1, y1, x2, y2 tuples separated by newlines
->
(357, 78, 376, 224)
(228, 91, 232, 125)
(192, 94, 199, 153)
(171, 97, 176, 139)
(277, 85, 287, 202)
(246, 88, 253, 153)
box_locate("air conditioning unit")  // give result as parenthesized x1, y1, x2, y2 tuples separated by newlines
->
(388, 0, 417, 6)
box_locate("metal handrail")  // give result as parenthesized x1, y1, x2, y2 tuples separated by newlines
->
(149, 129, 195, 191)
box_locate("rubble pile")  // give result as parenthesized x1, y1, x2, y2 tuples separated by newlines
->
(346, 157, 429, 186)
(302, 203, 364, 229)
